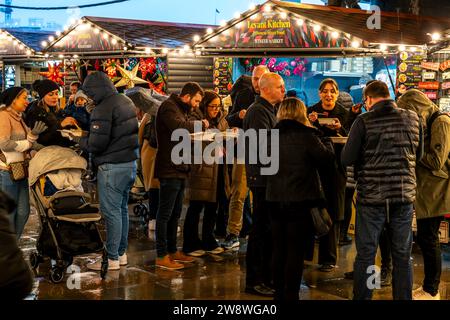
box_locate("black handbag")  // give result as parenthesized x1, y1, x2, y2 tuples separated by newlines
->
(310, 207, 333, 237)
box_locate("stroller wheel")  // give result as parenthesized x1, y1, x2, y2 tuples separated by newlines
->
(50, 267, 65, 283)
(29, 251, 41, 269)
(133, 205, 141, 216)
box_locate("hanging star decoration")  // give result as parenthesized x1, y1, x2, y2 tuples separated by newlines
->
(39, 62, 68, 85)
(139, 57, 157, 79)
(115, 63, 148, 88)
(80, 59, 92, 70)
(102, 58, 120, 79)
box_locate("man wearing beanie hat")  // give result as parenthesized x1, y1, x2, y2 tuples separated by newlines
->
(24, 79, 77, 147)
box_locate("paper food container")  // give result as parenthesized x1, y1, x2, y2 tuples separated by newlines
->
(330, 137, 348, 144)
(318, 118, 338, 125)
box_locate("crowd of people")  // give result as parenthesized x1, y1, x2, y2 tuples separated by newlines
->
(0, 66, 449, 301)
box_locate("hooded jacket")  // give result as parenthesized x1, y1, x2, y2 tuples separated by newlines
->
(397, 89, 450, 219)
(79, 72, 139, 166)
(226, 75, 255, 128)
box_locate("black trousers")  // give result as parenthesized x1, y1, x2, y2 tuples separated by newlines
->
(183, 200, 219, 252)
(270, 203, 313, 300)
(379, 226, 392, 270)
(416, 216, 444, 296)
(246, 187, 272, 287)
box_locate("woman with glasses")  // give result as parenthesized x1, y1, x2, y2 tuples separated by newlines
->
(182, 90, 230, 256)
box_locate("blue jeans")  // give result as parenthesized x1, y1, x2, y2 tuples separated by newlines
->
(97, 161, 136, 260)
(0, 170, 29, 238)
(156, 178, 185, 257)
(353, 202, 413, 300)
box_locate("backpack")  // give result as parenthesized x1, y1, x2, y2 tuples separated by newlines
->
(427, 111, 450, 139)
(143, 115, 158, 149)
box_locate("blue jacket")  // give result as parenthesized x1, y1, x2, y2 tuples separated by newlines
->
(60, 103, 90, 131)
(79, 72, 139, 166)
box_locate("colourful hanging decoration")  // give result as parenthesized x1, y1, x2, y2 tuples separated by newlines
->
(102, 58, 121, 79)
(125, 58, 138, 70)
(115, 63, 148, 88)
(139, 57, 157, 79)
(80, 59, 92, 70)
(94, 59, 101, 71)
(39, 62, 68, 85)
(240, 57, 307, 77)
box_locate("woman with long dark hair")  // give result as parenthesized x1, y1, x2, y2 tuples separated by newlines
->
(25, 79, 77, 147)
(182, 90, 230, 256)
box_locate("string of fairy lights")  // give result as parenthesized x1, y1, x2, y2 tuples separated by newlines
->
(0, 2, 448, 58)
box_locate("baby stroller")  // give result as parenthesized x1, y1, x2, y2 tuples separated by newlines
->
(129, 162, 151, 224)
(28, 146, 108, 283)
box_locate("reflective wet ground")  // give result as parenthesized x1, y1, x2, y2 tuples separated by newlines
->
(19, 205, 450, 300)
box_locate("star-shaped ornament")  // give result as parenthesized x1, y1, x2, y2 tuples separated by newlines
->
(114, 63, 147, 88)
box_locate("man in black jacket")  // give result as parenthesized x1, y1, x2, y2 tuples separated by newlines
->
(243, 72, 285, 296)
(223, 65, 269, 250)
(0, 191, 33, 299)
(73, 72, 139, 271)
(154, 82, 208, 270)
(342, 81, 423, 300)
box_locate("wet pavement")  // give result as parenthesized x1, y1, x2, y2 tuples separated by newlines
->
(19, 204, 450, 300)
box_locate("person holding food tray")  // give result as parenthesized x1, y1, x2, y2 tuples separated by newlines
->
(24, 79, 77, 148)
(307, 78, 360, 272)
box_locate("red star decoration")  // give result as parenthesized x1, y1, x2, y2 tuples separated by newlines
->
(39, 62, 68, 85)
(139, 57, 157, 79)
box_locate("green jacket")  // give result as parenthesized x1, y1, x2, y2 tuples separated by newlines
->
(398, 89, 450, 219)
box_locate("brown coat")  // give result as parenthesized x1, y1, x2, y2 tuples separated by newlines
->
(188, 109, 230, 202)
(138, 113, 159, 191)
(397, 89, 450, 219)
(155, 94, 199, 179)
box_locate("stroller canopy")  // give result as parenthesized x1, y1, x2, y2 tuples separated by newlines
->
(29, 146, 87, 187)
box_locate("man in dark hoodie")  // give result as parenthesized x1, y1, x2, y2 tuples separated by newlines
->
(69, 71, 139, 271)
(0, 191, 33, 299)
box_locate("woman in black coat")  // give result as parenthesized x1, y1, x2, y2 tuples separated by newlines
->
(266, 97, 335, 300)
(24, 79, 77, 147)
(307, 78, 359, 272)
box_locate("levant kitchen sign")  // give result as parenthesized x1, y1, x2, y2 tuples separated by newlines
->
(202, 8, 351, 49)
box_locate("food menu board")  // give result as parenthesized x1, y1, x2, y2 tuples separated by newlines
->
(213, 58, 233, 96)
(396, 50, 426, 94)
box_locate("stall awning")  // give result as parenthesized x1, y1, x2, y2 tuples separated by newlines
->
(193, 0, 450, 57)
(44, 16, 214, 57)
(0, 29, 41, 59)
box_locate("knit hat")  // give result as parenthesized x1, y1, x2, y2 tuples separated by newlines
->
(74, 90, 89, 104)
(32, 79, 60, 98)
(0, 86, 26, 107)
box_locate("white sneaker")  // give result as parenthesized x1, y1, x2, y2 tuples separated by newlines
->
(207, 247, 224, 254)
(87, 258, 120, 271)
(412, 287, 441, 300)
(119, 253, 128, 266)
(187, 250, 206, 257)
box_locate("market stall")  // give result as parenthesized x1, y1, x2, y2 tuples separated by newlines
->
(0, 28, 52, 90)
(192, 0, 450, 102)
(42, 16, 216, 95)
